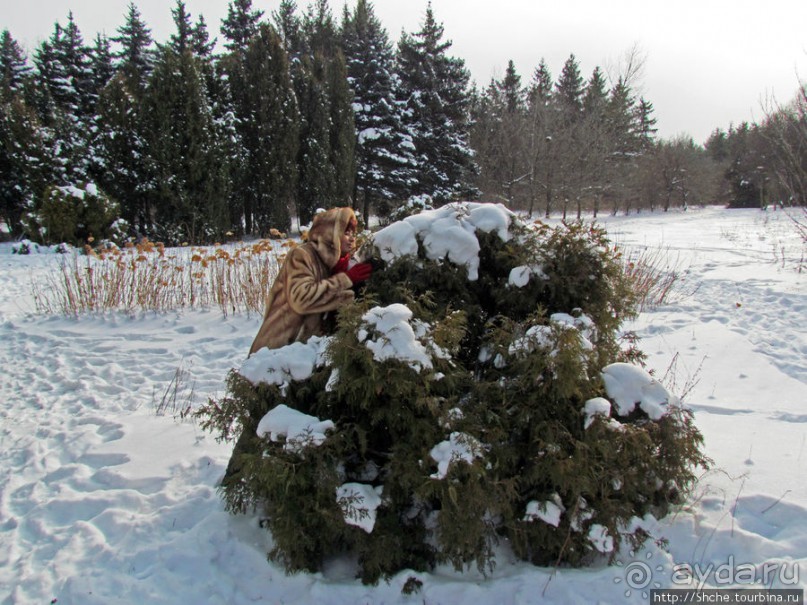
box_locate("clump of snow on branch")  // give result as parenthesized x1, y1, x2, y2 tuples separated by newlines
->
(601, 362, 679, 420)
(508, 264, 548, 288)
(524, 494, 565, 527)
(336, 483, 384, 533)
(588, 524, 614, 553)
(508, 312, 595, 358)
(358, 304, 434, 372)
(429, 432, 487, 479)
(256, 404, 335, 453)
(582, 397, 623, 430)
(371, 202, 514, 280)
(239, 335, 331, 389)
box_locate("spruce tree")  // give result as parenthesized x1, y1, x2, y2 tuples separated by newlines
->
(93, 73, 153, 234)
(221, 0, 264, 52)
(0, 96, 47, 235)
(88, 34, 115, 105)
(470, 60, 529, 208)
(192, 15, 217, 59)
(33, 16, 93, 185)
(327, 50, 356, 208)
(273, 0, 306, 58)
(85, 33, 116, 192)
(554, 53, 584, 122)
(0, 30, 32, 100)
(0, 31, 36, 233)
(579, 66, 611, 217)
(142, 45, 228, 244)
(396, 3, 477, 204)
(224, 23, 299, 234)
(582, 66, 607, 117)
(295, 52, 337, 225)
(635, 97, 658, 151)
(113, 2, 155, 98)
(606, 76, 639, 156)
(279, 0, 355, 226)
(500, 59, 524, 113)
(340, 0, 416, 221)
(168, 0, 194, 55)
(524, 58, 556, 217)
(528, 58, 553, 109)
(52, 13, 93, 119)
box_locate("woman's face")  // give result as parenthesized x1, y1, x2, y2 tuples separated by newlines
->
(340, 223, 356, 256)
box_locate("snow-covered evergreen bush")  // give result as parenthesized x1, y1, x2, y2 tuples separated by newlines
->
(199, 202, 708, 584)
(24, 182, 128, 246)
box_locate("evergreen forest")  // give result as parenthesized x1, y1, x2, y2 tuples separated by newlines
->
(1, 0, 805, 246)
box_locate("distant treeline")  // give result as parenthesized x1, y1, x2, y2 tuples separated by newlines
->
(1, 0, 804, 245)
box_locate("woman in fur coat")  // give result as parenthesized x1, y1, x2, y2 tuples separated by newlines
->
(222, 207, 371, 487)
(248, 206, 372, 355)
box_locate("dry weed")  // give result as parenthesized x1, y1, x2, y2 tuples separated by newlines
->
(32, 238, 283, 317)
(621, 245, 689, 312)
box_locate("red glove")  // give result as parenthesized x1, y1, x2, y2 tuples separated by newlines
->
(346, 262, 372, 285)
(332, 254, 350, 274)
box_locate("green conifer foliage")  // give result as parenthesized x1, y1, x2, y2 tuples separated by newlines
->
(224, 23, 299, 235)
(199, 203, 708, 584)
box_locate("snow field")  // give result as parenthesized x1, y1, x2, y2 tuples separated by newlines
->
(0, 205, 805, 604)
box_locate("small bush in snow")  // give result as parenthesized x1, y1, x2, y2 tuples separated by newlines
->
(199, 202, 709, 583)
(12, 239, 40, 255)
(24, 183, 128, 246)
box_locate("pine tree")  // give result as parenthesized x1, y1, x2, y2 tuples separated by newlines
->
(303, 0, 357, 208)
(396, 3, 477, 203)
(340, 0, 416, 221)
(278, 0, 355, 226)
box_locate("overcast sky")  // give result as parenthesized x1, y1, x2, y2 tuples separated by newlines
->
(5, 0, 807, 143)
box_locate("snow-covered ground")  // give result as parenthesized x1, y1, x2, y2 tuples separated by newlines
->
(1, 206, 805, 604)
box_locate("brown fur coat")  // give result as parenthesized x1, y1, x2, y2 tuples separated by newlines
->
(248, 207, 356, 355)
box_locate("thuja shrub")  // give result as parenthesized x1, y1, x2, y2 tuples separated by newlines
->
(199, 202, 709, 583)
(25, 183, 128, 246)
